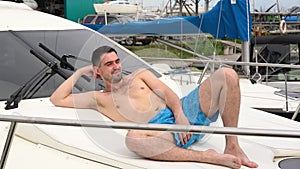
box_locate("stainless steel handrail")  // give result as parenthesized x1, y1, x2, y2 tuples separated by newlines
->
(141, 57, 300, 69)
(292, 103, 300, 121)
(1, 114, 300, 169)
(1, 114, 300, 137)
(0, 122, 16, 169)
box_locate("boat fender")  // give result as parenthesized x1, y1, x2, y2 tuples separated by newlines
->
(279, 20, 287, 34)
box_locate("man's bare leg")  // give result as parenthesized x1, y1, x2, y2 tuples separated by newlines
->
(126, 130, 242, 169)
(199, 67, 258, 168)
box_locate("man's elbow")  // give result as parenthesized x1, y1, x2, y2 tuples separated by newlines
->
(50, 95, 62, 107)
(50, 95, 74, 108)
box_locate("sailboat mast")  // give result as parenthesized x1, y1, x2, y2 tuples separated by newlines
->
(204, 0, 209, 12)
(242, 41, 250, 76)
(276, 0, 280, 12)
(242, 0, 251, 76)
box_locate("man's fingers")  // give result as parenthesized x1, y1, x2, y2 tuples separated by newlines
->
(179, 134, 184, 145)
(183, 134, 188, 144)
(180, 133, 186, 145)
(179, 133, 193, 145)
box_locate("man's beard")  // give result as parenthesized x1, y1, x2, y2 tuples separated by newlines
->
(111, 68, 122, 83)
(112, 74, 122, 83)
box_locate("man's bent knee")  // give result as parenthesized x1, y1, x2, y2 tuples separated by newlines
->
(125, 130, 143, 153)
(222, 67, 238, 78)
(220, 67, 239, 85)
(125, 130, 176, 158)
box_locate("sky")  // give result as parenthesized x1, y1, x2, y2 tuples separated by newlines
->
(249, 0, 300, 11)
(129, 0, 300, 12)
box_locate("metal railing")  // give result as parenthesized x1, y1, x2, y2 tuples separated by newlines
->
(292, 103, 300, 121)
(141, 57, 300, 69)
(143, 56, 300, 115)
(1, 114, 300, 169)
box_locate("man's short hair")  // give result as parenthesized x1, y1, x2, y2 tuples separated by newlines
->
(92, 46, 117, 67)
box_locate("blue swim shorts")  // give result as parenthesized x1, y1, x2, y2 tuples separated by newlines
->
(148, 86, 219, 148)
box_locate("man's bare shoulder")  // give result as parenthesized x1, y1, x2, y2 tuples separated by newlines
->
(132, 68, 155, 78)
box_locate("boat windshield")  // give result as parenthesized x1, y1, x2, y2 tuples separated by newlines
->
(117, 15, 135, 23)
(0, 29, 159, 102)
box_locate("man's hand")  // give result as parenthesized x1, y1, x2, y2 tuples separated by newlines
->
(175, 114, 193, 146)
(77, 65, 95, 78)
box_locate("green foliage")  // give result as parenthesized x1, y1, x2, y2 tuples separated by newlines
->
(126, 43, 194, 59)
(125, 36, 242, 59)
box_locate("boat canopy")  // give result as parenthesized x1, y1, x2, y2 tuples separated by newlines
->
(84, 0, 252, 41)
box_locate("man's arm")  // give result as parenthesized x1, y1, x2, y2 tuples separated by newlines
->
(139, 69, 192, 144)
(50, 66, 97, 109)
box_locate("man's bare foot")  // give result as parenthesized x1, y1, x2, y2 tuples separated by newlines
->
(224, 145, 258, 168)
(203, 149, 242, 169)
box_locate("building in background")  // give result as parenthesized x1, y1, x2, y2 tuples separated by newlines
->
(33, 0, 103, 22)
(65, 0, 103, 22)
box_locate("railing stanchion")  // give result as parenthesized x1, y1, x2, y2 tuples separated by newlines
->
(292, 103, 300, 121)
(0, 122, 17, 169)
(284, 73, 289, 112)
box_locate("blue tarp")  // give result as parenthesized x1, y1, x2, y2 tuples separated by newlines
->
(199, 0, 252, 40)
(85, 0, 252, 41)
(284, 15, 300, 22)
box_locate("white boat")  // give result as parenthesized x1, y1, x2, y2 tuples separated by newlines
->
(93, 1, 143, 14)
(23, 0, 38, 9)
(0, 1, 300, 169)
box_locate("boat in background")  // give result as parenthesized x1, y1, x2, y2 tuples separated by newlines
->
(0, 1, 300, 169)
(93, 0, 143, 14)
(23, 0, 38, 9)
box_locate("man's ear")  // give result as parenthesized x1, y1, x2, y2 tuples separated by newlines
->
(93, 66, 101, 80)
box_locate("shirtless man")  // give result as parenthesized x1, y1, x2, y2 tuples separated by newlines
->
(50, 46, 258, 169)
